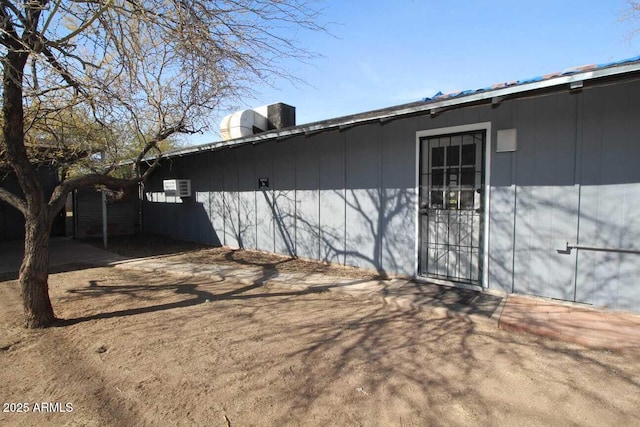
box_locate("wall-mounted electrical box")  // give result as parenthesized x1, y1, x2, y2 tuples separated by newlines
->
(163, 179, 191, 197)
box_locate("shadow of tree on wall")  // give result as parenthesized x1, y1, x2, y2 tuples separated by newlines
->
(143, 167, 640, 310)
(136, 82, 640, 313)
(141, 135, 417, 277)
(489, 184, 640, 309)
(280, 187, 413, 276)
(216, 191, 252, 249)
(142, 197, 222, 247)
(145, 183, 415, 277)
(262, 190, 296, 257)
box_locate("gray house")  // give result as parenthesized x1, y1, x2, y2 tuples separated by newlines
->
(0, 168, 65, 240)
(143, 57, 640, 311)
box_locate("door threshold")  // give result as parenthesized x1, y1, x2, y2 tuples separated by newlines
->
(415, 276, 484, 292)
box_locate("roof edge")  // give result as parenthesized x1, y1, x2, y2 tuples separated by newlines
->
(146, 57, 640, 161)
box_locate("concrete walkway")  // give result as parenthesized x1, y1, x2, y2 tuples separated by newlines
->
(0, 237, 125, 275)
(498, 296, 640, 351)
(2, 238, 639, 352)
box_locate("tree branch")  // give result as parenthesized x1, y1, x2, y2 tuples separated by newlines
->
(0, 185, 26, 215)
(40, 45, 85, 93)
(48, 172, 136, 216)
(55, 0, 114, 45)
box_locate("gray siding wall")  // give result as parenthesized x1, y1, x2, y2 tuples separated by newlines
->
(573, 82, 640, 309)
(1, 168, 62, 241)
(489, 79, 640, 310)
(75, 187, 137, 238)
(0, 192, 24, 241)
(144, 123, 417, 276)
(0, 173, 24, 240)
(144, 77, 640, 310)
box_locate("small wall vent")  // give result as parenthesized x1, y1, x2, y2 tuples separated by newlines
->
(163, 179, 191, 197)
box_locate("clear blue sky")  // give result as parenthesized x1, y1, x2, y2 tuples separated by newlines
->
(185, 0, 640, 145)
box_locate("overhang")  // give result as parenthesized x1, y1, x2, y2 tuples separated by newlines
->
(146, 55, 640, 161)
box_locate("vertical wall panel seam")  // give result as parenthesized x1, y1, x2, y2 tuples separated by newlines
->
(511, 152, 518, 294)
(225, 155, 230, 245)
(294, 141, 298, 257)
(194, 157, 199, 242)
(295, 140, 300, 258)
(511, 102, 519, 294)
(209, 156, 214, 245)
(317, 137, 321, 260)
(272, 146, 276, 253)
(378, 125, 384, 272)
(236, 153, 240, 248)
(343, 130, 348, 266)
(573, 91, 583, 302)
(254, 149, 258, 251)
(222, 159, 226, 246)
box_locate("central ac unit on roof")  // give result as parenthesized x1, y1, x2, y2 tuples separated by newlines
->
(163, 179, 191, 197)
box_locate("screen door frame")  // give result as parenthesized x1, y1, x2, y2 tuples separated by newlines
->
(415, 122, 492, 289)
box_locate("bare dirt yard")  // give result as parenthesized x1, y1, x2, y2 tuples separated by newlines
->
(1, 239, 640, 426)
(85, 233, 389, 280)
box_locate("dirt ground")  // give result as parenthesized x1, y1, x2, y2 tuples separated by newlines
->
(1, 241, 640, 426)
(85, 233, 388, 280)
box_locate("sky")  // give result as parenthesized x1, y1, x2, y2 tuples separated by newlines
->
(184, 0, 640, 146)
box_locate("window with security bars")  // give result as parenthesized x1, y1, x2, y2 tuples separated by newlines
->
(421, 133, 482, 211)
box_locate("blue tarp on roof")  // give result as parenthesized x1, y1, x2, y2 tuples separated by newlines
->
(423, 55, 640, 103)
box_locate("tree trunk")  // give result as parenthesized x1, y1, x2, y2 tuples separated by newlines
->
(2, 28, 56, 328)
(20, 212, 55, 328)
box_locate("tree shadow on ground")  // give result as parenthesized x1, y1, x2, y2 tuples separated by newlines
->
(16, 264, 639, 425)
(265, 299, 640, 425)
(82, 233, 210, 258)
(222, 248, 296, 270)
(55, 272, 330, 327)
(0, 262, 107, 282)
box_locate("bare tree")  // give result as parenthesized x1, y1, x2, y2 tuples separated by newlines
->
(0, 0, 323, 328)
(623, 1, 640, 39)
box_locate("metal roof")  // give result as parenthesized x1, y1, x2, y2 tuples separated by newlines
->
(422, 55, 640, 103)
(157, 55, 640, 160)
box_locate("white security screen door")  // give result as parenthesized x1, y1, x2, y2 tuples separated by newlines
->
(418, 131, 485, 284)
